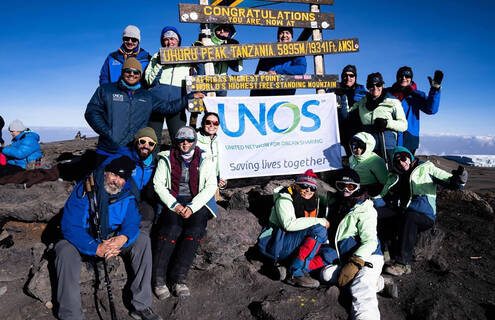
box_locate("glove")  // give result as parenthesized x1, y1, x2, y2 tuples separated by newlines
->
(333, 87, 346, 96)
(451, 165, 468, 188)
(374, 118, 388, 131)
(338, 256, 365, 287)
(428, 70, 443, 90)
(373, 197, 386, 208)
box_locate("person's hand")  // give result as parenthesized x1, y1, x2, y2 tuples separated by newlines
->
(338, 256, 365, 287)
(96, 242, 112, 258)
(451, 166, 468, 188)
(174, 204, 185, 215)
(374, 118, 388, 131)
(105, 235, 128, 251)
(218, 178, 227, 189)
(180, 206, 193, 219)
(193, 91, 205, 99)
(428, 70, 443, 90)
(267, 70, 277, 75)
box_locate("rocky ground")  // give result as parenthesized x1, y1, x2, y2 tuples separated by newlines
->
(0, 135, 494, 320)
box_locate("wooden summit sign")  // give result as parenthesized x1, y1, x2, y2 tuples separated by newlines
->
(186, 74, 339, 92)
(179, 4, 334, 29)
(160, 38, 358, 64)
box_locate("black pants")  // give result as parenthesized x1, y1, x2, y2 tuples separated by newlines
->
(399, 211, 434, 264)
(152, 205, 209, 285)
(0, 164, 24, 178)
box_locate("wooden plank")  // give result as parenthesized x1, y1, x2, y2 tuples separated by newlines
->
(186, 74, 339, 92)
(160, 38, 359, 64)
(311, 4, 325, 94)
(179, 4, 334, 29)
(259, 0, 334, 5)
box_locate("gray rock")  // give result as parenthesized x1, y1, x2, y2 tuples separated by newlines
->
(414, 227, 445, 262)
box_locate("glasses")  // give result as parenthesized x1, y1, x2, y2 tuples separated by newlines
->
(335, 181, 360, 193)
(205, 120, 219, 126)
(394, 154, 410, 162)
(138, 139, 156, 147)
(399, 71, 412, 79)
(298, 183, 317, 192)
(124, 68, 141, 76)
(177, 138, 195, 144)
(123, 37, 139, 43)
(350, 141, 366, 150)
(367, 83, 383, 89)
(343, 73, 356, 79)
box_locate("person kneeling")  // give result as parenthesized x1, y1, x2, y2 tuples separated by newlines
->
(257, 169, 330, 288)
(152, 126, 217, 299)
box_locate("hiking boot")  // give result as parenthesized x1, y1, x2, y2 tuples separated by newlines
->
(153, 284, 171, 300)
(384, 263, 411, 276)
(130, 307, 163, 320)
(383, 250, 392, 264)
(287, 272, 320, 288)
(382, 276, 399, 298)
(173, 283, 191, 297)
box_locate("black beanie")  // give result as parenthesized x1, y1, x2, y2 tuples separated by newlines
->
(396, 66, 413, 80)
(332, 168, 360, 186)
(105, 156, 135, 181)
(342, 65, 357, 78)
(366, 72, 384, 88)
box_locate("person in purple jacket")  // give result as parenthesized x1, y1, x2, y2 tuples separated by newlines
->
(387, 66, 443, 155)
(250, 27, 307, 96)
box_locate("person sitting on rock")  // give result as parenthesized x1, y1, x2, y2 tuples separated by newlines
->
(374, 147, 468, 276)
(196, 112, 227, 190)
(257, 169, 330, 288)
(319, 168, 385, 320)
(349, 132, 388, 197)
(152, 126, 217, 299)
(0, 119, 42, 178)
(55, 155, 162, 320)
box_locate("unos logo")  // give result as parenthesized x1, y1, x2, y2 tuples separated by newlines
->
(218, 100, 321, 137)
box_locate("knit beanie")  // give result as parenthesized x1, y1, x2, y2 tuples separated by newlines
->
(366, 72, 384, 88)
(105, 156, 136, 181)
(8, 120, 26, 132)
(163, 30, 179, 41)
(122, 57, 142, 74)
(342, 65, 357, 77)
(396, 66, 413, 80)
(134, 127, 158, 143)
(123, 25, 141, 42)
(333, 168, 360, 185)
(296, 169, 318, 188)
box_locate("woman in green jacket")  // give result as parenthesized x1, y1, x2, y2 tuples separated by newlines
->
(374, 147, 467, 276)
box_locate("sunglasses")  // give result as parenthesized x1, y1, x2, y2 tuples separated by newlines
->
(298, 183, 317, 192)
(335, 181, 360, 193)
(205, 120, 219, 126)
(394, 154, 410, 162)
(124, 68, 141, 75)
(350, 141, 366, 150)
(138, 139, 156, 147)
(399, 71, 412, 78)
(367, 83, 383, 89)
(123, 37, 139, 43)
(177, 138, 195, 143)
(343, 73, 356, 79)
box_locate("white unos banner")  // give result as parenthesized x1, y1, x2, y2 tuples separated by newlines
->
(203, 93, 342, 179)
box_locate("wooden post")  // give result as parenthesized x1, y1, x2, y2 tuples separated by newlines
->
(311, 4, 326, 94)
(190, 0, 215, 128)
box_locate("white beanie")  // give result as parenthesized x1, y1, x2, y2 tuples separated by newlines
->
(9, 119, 26, 132)
(123, 25, 141, 42)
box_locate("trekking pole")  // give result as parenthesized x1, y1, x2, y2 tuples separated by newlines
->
(85, 175, 118, 320)
(379, 131, 389, 170)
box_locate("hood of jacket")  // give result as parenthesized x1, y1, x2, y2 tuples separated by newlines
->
(211, 24, 236, 45)
(350, 132, 375, 161)
(160, 26, 182, 47)
(13, 130, 40, 143)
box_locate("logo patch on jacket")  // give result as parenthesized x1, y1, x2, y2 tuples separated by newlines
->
(112, 60, 121, 65)
(112, 94, 124, 102)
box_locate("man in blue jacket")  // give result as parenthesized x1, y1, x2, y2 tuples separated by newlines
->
(55, 156, 162, 320)
(86, 57, 175, 165)
(388, 66, 442, 155)
(0, 119, 42, 178)
(250, 27, 307, 96)
(99, 25, 151, 85)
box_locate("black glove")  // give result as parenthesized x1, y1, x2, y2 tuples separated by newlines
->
(428, 70, 443, 90)
(333, 87, 346, 96)
(374, 118, 388, 131)
(451, 165, 468, 187)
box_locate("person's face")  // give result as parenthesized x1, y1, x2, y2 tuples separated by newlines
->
(343, 72, 356, 88)
(177, 138, 195, 153)
(136, 137, 156, 159)
(10, 130, 21, 138)
(368, 83, 383, 98)
(298, 183, 316, 200)
(104, 172, 126, 195)
(398, 74, 412, 87)
(278, 30, 292, 42)
(351, 145, 363, 156)
(163, 37, 179, 48)
(123, 37, 139, 52)
(122, 68, 141, 86)
(215, 26, 230, 39)
(394, 154, 411, 172)
(203, 115, 220, 136)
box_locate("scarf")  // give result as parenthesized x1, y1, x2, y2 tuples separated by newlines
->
(365, 92, 386, 111)
(118, 45, 141, 60)
(283, 186, 318, 218)
(390, 82, 418, 101)
(120, 79, 141, 91)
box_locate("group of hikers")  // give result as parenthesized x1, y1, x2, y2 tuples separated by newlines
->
(0, 23, 469, 320)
